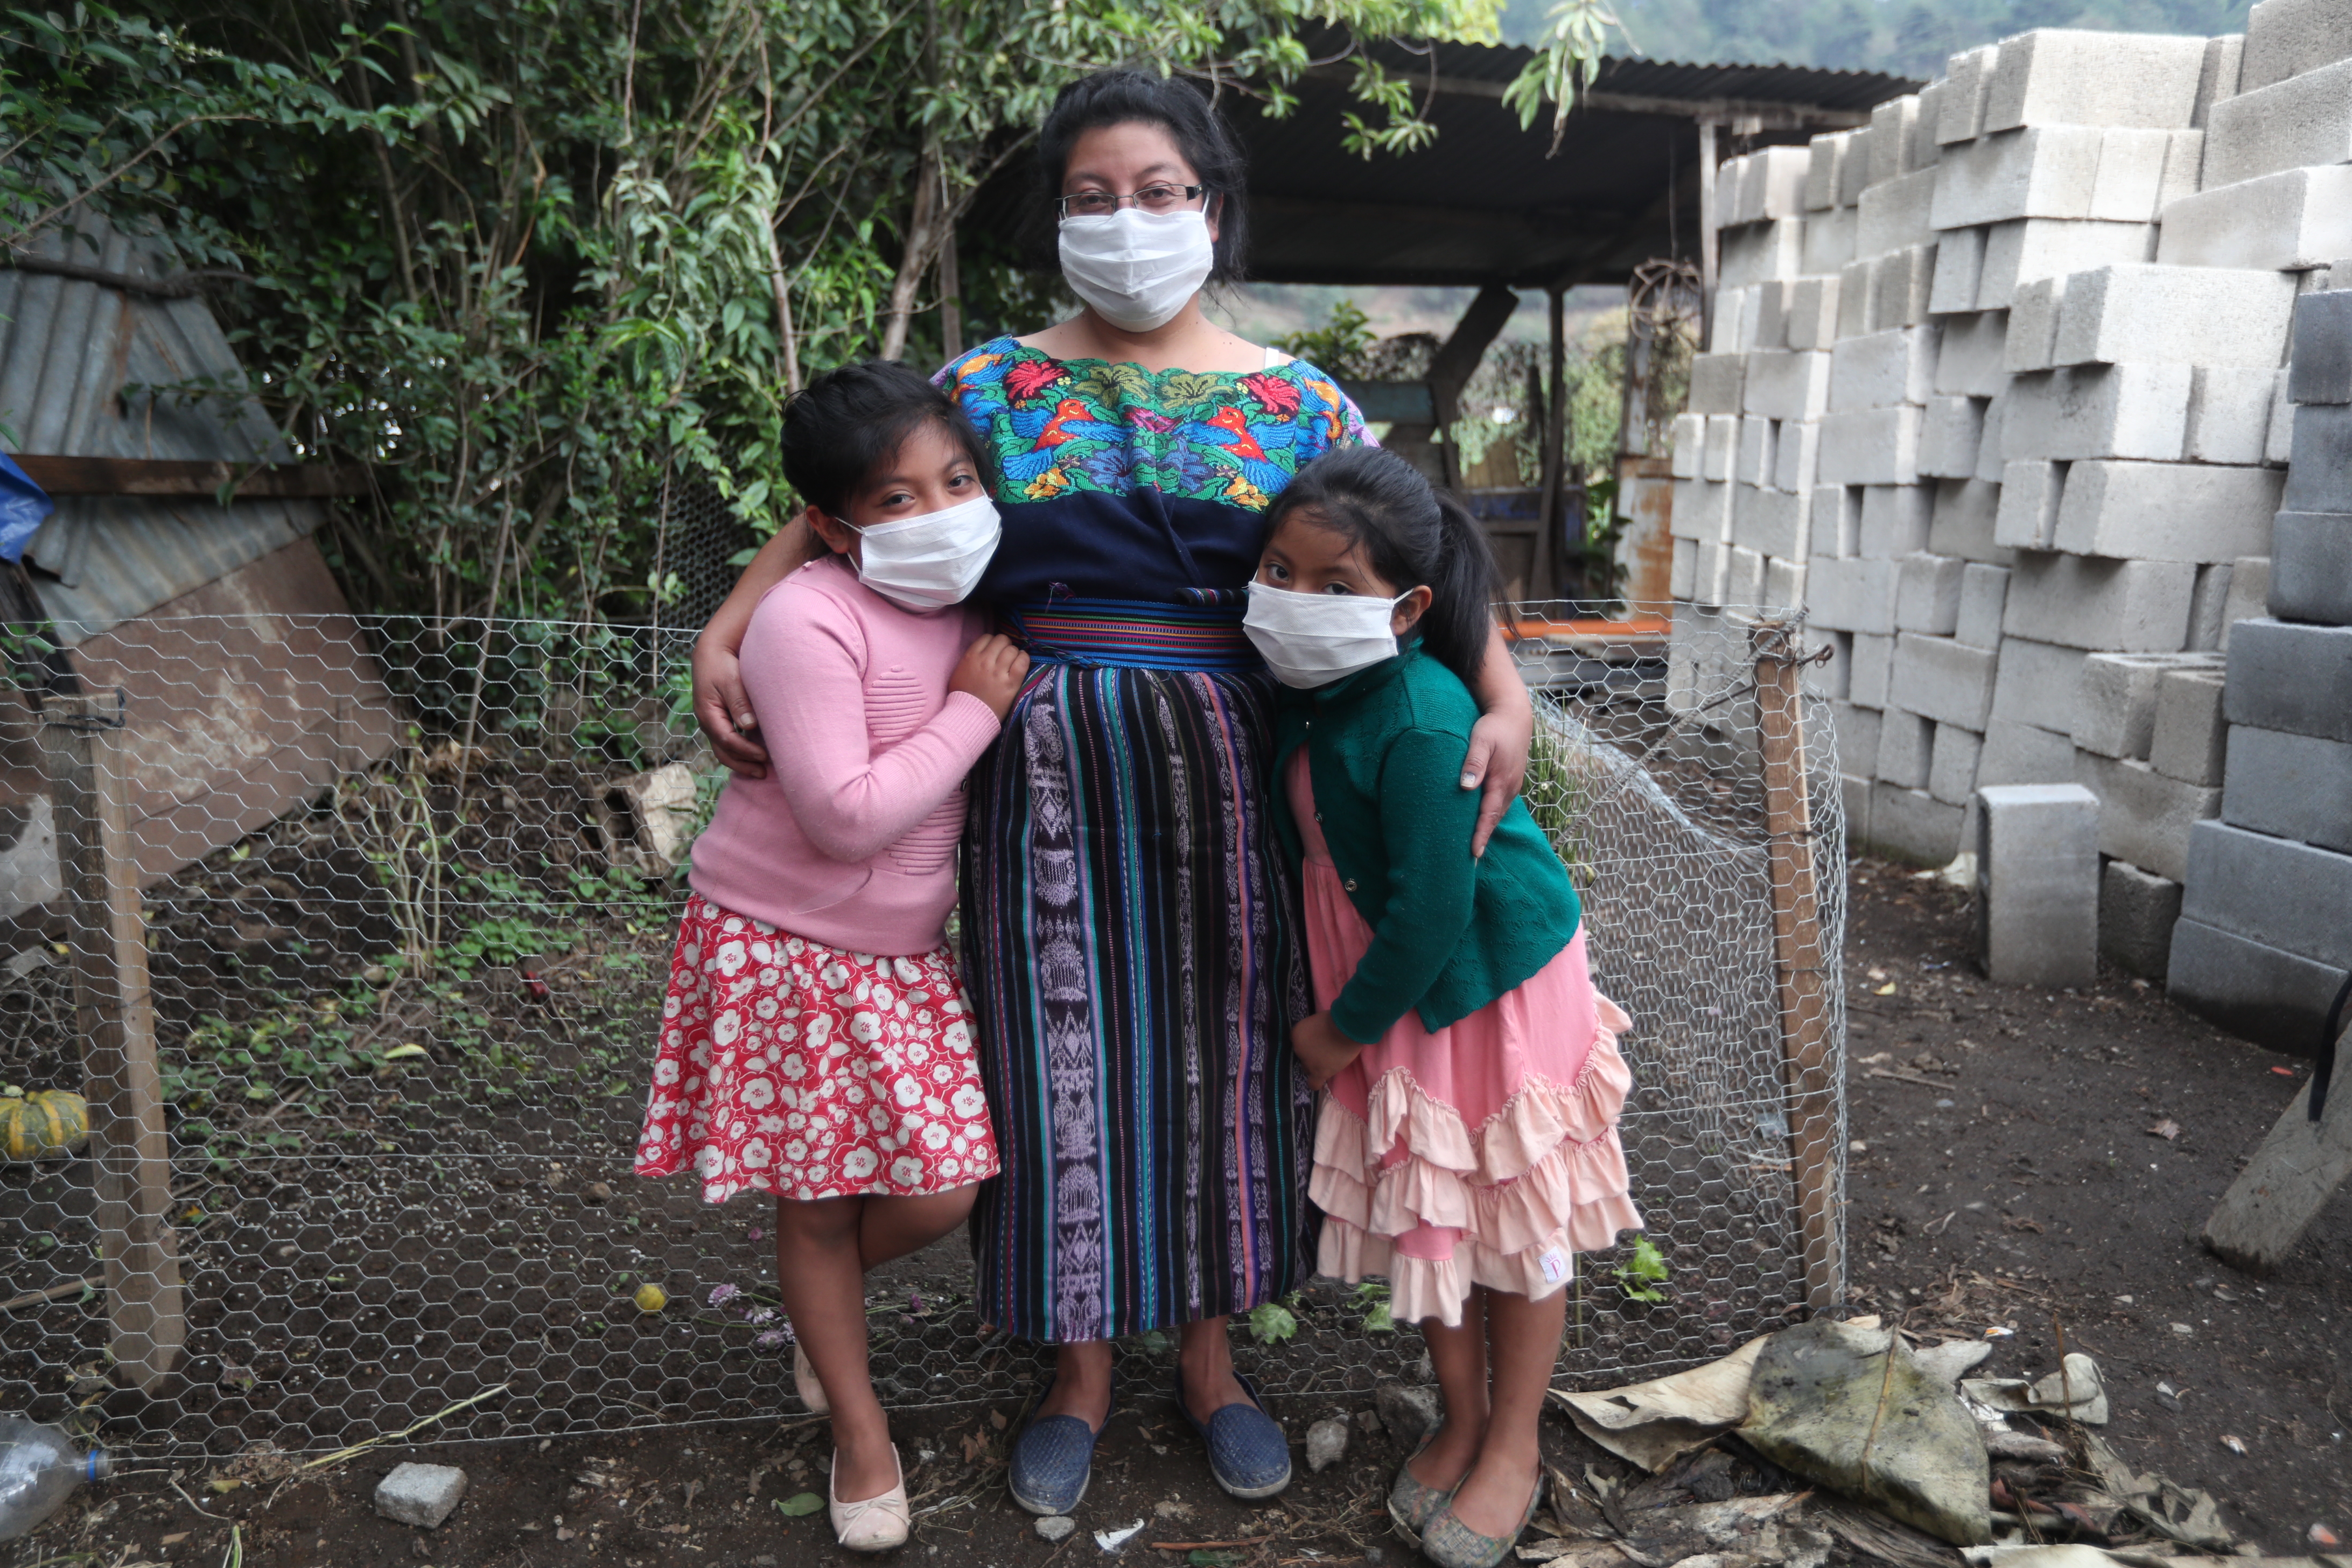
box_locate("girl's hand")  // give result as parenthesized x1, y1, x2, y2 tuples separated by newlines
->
(949, 634, 1032, 719)
(1290, 1011, 1363, 1093)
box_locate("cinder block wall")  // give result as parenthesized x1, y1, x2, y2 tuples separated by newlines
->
(2166, 285, 2352, 1052)
(1669, 3, 2352, 1006)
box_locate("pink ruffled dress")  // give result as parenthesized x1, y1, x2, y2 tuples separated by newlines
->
(1289, 753, 1644, 1328)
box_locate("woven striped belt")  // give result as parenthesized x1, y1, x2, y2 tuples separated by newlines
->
(1002, 595, 1262, 673)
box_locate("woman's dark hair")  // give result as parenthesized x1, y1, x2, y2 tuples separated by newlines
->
(1037, 68, 1249, 282)
(1265, 446, 1497, 688)
(780, 360, 993, 519)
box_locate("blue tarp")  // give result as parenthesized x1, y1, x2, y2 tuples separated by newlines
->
(0, 453, 54, 563)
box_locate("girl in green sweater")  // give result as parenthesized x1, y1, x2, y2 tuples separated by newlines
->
(1242, 447, 1643, 1568)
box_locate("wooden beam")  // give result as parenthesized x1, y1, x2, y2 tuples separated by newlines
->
(1754, 622, 1842, 1312)
(41, 690, 185, 1391)
(12, 455, 368, 499)
(2204, 1072, 2352, 1276)
(1427, 283, 1523, 489)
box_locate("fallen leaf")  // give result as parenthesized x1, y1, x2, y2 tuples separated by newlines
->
(162, 1534, 190, 1546)
(1096, 1519, 1146, 1551)
(990, 1409, 1008, 1430)
(1874, 982, 1898, 995)
(2003, 1215, 2044, 1233)
(960, 1430, 988, 1463)
(775, 1492, 823, 1517)
(2147, 1118, 2181, 1141)
(2220, 1434, 2247, 1455)
(2271, 1066, 2297, 1076)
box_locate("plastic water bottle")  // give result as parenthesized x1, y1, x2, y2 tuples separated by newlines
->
(0, 1416, 110, 1542)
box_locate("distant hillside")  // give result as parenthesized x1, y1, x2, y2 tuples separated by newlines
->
(1500, 0, 2255, 81)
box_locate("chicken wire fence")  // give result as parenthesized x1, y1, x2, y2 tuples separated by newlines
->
(0, 602, 1843, 1459)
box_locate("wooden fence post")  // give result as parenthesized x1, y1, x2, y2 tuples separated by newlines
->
(41, 689, 185, 1391)
(1754, 621, 1843, 1312)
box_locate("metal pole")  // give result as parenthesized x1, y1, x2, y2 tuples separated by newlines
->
(1753, 622, 1840, 1312)
(1538, 284, 1569, 600)
(1696, 117, 1720, 352)
(43, 690, 186, 1390)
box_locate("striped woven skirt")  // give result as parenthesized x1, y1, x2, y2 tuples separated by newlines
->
(961, 615, 1315, 1344)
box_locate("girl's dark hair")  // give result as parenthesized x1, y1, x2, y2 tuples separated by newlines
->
(780, 360, 993, 519)
(1037, 68, 1249, 282)
(1266, 446, 1497, 687)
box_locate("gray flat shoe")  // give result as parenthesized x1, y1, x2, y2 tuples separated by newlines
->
(1387, 1434, 1458, 1549)
(1420, 1469, 1544, 1568)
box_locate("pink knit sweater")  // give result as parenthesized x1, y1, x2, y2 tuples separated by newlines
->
(688, 556, 1002, 955)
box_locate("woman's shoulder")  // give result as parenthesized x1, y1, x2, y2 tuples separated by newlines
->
(934, 337, 1032, 395)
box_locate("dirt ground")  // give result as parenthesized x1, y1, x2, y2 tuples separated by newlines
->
(13, 855, 2347, 1568)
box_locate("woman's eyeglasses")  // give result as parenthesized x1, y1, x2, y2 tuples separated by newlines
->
(1055, 184, 1207, 221)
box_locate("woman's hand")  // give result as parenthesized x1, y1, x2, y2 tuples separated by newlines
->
(694, 634, 768, 778)
(1290, 1011, 1363, 1093)
(691, 519, 818, 778)
(1462, 622, 1534, 857)
(949, 634, 1032, 719)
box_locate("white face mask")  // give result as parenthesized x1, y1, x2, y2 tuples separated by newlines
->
(1243, 581, 1410, 689)
(843, 494, 1002, 611)
(1057, 207, 1215, 332)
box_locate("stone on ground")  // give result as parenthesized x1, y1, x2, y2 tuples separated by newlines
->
(374, 1462, 469, 1529)
(1305, 1417, 1350, 1473)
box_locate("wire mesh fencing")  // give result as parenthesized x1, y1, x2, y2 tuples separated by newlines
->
(0, 602, 1841, 1458)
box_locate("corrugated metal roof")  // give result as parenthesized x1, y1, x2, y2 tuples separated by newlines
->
(0, 212, 317, 645)
(1349, 39, 1917, 113)
(971, 43, 1920, 289)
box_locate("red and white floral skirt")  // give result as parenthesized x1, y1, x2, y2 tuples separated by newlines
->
(634, 894, 1000, 1203)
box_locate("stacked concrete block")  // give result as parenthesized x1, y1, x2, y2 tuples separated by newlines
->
(1660, 20, 2326, 881)
(2170, 279, 2352, 1047)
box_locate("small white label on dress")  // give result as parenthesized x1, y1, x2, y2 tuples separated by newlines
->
(1539, 1249, 1569, 1284)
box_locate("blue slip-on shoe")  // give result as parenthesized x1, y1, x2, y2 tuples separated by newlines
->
(1008, 1373, 1114, 1517)
(1174, 1369, 1293, 1501)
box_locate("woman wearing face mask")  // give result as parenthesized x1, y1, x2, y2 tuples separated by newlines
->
(688, 68, 1537, 1513)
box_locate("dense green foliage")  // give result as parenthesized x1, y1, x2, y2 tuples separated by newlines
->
(1503, 0, 2255, 79)
(3, 0, 1632, 628)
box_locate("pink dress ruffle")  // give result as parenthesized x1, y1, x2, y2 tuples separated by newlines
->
(1290, 753, 1643, 1328)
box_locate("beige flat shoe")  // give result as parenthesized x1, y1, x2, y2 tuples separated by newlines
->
(794, 1342, 830, 1415)
(829, 1444, 911, 1552)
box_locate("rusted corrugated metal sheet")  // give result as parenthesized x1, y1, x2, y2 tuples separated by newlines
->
(0, 214, 323, 645)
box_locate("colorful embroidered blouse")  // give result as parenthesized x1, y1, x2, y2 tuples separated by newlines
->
(936, 338, 1372, 666)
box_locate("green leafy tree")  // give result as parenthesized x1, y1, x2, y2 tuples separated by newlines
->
(1, 0, 1509, 630)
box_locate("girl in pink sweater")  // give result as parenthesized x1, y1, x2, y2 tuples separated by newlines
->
(635, 361, 1027, 1551)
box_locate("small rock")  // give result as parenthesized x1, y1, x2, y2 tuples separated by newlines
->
(584, 1181, 614, 1203)
(1305, 1418, 1350, 1473)
(1355, 1409, 1381, 1434)
(375, 1462, 468, 1529)
(1375, 1382, 1441, 1447)
(2311, 1524, 2341, 1548)
(1037, 1516, 1077, 1543)
(1365, 1548, 1384, 1565)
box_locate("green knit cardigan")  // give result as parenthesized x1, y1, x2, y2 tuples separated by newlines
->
(1270, 643, 1583, 1044)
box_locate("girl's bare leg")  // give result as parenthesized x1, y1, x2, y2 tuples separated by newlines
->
(858, 1188, 974, 1271)
(1445, 1285, 1566, 1536)
(772, 1196, 898, 1503)
(1409, 1290, 1492, 1493)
